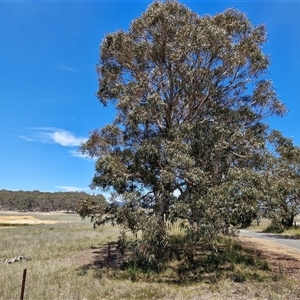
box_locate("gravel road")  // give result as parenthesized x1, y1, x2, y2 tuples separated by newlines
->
(239, 229, 300, 252)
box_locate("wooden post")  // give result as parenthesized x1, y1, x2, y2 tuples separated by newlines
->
(106, 243, 111, 277)
(20, 269, 27, 300)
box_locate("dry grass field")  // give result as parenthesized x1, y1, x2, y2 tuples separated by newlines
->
(0, 211, 300, 300)
(0, 214, 68, 226)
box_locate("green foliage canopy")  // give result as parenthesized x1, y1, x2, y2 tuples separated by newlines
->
(263, 131, 300, 228)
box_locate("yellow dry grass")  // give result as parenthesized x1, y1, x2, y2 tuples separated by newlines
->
(0, 211, 70, 225)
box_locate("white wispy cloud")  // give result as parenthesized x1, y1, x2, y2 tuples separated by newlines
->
(49, 129, 86, 146)
(69, 150, 96, 161)
(17, 135, 35, 142)
(54, 65, 79, 72)
(69, 150, 87, 158)
(24, 127, 87, 147)
(55, 186, 90, 192)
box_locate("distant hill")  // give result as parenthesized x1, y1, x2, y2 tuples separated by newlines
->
(0, 189, 108, 212)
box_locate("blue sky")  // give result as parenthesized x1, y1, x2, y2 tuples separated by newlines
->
(1, 1, 300, 197)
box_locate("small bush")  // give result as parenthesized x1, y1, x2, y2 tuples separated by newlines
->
(134, 219, 169, 271)
(264, 220, 284, 233)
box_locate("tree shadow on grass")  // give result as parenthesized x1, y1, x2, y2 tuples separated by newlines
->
(173, 239, 271, 284)
(76, 238, 275, 285)
(76, 242, 129, 277)
(263, 234, 300, 240)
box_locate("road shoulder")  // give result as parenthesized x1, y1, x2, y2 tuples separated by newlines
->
(236, 235, 300, 279)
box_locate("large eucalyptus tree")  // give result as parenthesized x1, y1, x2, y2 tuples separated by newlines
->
(79, 0, 286, 265)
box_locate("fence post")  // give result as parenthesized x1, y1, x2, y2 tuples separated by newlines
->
(20, 269, 27, 300)
(106, 243, 111, 277)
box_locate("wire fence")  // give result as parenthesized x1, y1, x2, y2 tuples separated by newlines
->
(0, 265, 83, 300)
(0, 244, 112, 300)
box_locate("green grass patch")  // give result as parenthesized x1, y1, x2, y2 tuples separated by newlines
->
(279, 226, 300, 238)
(248, 216, 300, 238)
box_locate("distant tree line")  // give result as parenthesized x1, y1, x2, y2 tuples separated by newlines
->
(0, 189, 108, 212)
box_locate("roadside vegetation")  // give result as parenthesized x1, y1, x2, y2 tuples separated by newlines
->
(249, 215, 300, 238)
